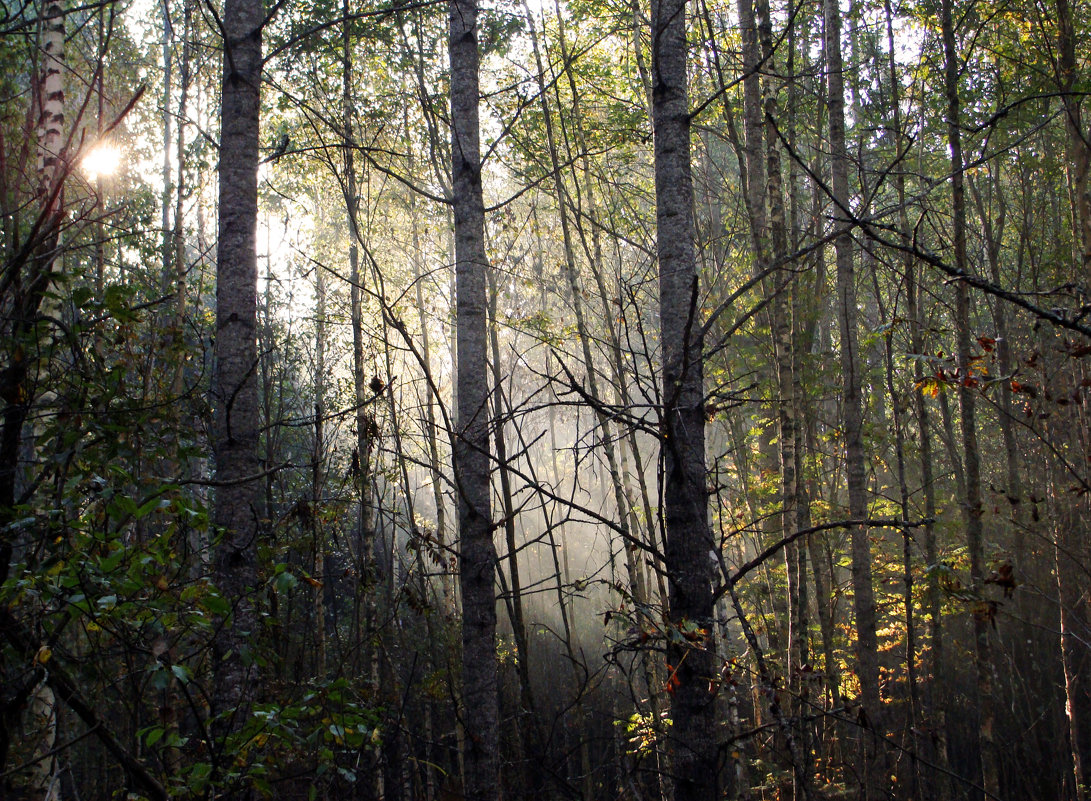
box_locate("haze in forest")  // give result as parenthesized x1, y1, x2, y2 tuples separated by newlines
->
(1, 0, 1089, 798)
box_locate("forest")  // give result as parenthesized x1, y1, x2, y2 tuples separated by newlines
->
(1, 0, 1090, 794)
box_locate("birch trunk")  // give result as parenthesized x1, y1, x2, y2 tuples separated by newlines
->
(0, 0, 67, 775)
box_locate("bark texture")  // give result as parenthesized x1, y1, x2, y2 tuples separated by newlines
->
(449, 0, 499, 797)
(0, 0, 67, 776)
(35, 0, 65, 192)
(211, 0, 263, 769)
(650, 1, 719, 798)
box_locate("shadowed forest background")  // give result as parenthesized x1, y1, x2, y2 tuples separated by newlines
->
(1, 0, 1090, 795)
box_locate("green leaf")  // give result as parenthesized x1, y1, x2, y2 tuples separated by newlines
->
(98, 548, 125, 573)
(190, 762, 212, 785)
(72, 286, 93, 308)
(274, 570, 298, 594)
(102, 285, 138, 322)
(134, 496, 168, 520)
(202, 592, 231, 617)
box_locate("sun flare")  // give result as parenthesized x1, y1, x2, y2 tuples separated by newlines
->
(81, 143, 122, 181)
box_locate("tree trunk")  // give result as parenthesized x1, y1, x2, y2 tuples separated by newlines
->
(823, 0, 881, 744)
(159, 0, 174, 291)
(755, 0, 810, 790)
(169, 0, 193, 400)
(1058, 0, 1091, 286)
(35, 0, 65, 194)
(311, 240, 327, 677)
(905, 232, 948, 790)
(341, 1, 380, 698)
(970, 175, 1022, 559)
(0, 0, 68, 595)
(939, 0, 999, 795)
(879, 1, 925, 791)
(487, 268, 541, 796)
(210, 0, 263, 779)
(1054, 489, 1089, 801)
(650, 1, 719, 798)
(1053, 8, 1091, 793)
(449, 0, 499, 796)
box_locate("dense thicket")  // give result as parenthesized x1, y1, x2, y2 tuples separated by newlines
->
(1, 0, 1089, 797)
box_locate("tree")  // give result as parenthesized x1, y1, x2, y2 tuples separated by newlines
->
(210, 0, 264, 781)
(650, 0, 719, 798)
(939, 0, 998, 793)
(822, 0, 881, 759)
(3, 0, 1091, 796)
(449, 0, 499, 798)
